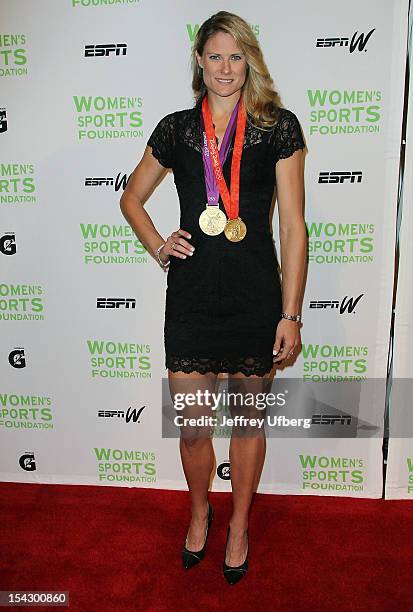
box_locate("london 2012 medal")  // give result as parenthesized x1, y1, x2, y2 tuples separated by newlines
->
(224, 217, 247, 242)
(202, 95, 247, 244)
(199, 204, 227, 235)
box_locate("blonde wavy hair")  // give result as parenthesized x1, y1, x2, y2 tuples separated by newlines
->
(191, 11, 282, 129)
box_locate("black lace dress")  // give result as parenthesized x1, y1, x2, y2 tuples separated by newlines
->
(147, 95, 305, 376)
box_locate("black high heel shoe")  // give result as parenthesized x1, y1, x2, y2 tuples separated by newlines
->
(223, 525, 249, 585)
(182, 501, 213, 569)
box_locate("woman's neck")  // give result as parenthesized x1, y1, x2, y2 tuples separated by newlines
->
(206, 88, 242, 120)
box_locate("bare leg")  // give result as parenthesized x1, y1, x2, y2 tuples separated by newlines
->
(168, 369, 219, 551)
(225, 371, 273, 566)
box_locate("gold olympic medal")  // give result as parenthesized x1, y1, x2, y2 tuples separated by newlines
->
(199, 204, 227, 236)
(224, 217, 247, 242)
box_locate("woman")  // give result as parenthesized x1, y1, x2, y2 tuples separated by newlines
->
(120, 11, 306, 584)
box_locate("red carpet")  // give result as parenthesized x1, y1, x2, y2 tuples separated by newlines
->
(1, 482, 413, 611)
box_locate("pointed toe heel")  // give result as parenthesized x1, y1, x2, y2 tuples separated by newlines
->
(181, 502, 213, 569)
(223, 560, 249, 585)
(222, 526, 249, 585)
(182, 548, 204, 569)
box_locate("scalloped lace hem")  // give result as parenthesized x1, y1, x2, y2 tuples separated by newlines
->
(166, 355, 274, 377)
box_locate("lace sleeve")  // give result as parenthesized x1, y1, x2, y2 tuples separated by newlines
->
(273, 108, 305, 164)
(147, 113, 176, 169)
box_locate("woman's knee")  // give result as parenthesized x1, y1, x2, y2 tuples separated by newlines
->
(180, 428, 213, 450)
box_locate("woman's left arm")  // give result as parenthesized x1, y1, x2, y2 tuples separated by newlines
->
(273, 148, 307, 363)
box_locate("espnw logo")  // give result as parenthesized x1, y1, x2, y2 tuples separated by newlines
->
(0, 108, 7, 133)
(84, 44, 127, 57)
(217, 461, 231, 480)
(309, 294, 364, 314)
(318, 171, 362, 184)
(19, 451, 36, 471)
(9, 348, 26, 368)
(316, 28, 375, 53)
(0, 232, 16, 255)
(85, 172, 130, 191)
(98, 405, 145, 424)
(97, 298, 136, 309)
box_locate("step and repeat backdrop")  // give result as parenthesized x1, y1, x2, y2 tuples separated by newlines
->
(1, 0, 410, 497)
(385, 14, 413, 499)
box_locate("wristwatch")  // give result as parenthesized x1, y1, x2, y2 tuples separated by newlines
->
(281, 312, 301, 322)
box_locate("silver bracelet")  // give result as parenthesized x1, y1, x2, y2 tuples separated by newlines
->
(155, 243, 169, 269)
(281, 312, 301, 322)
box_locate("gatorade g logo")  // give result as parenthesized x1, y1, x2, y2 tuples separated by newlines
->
(0, 108, 7, 133)
(217, 461, 231, 480)
(19, 452, 36, 471)
(0, 233, 16, 255)
(9, 348, 26, 368)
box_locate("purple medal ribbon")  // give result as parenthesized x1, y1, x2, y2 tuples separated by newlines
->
(200, 100, 239, 207)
